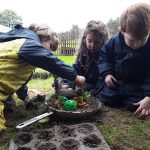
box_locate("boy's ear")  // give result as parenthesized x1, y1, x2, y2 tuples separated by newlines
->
(118, 27, 125, 35)
(118, 27, 121, 32)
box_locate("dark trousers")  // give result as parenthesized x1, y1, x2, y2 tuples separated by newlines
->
(4, 85, 28, 111)
(4, 74, 32, 111)
(99, 82, 144, 111)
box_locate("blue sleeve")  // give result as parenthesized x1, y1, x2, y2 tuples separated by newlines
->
(18, 39, 77, 81)
(73, 61, 82, 75)
(143, 69, 150, 97)
(99, 38, 115, 79)
(55, 61, 81, 89)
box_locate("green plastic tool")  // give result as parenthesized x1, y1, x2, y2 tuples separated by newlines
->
(64, 100, 77, 111)
(58, 96, 68, 102)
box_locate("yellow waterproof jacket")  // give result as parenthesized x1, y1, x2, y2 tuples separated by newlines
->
(0, 39, 35, 102)
(0, 25, 77, 129)
(0, 37, 35, 129)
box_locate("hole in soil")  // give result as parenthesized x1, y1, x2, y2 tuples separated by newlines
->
(60, 138, 80, 150)
(37, 130, 54, 140)
(34, 140, 42, 148)
(77, 123, 94, 134)
(37, 142, 57, 150)
(83, 134, 102, 148)
(14, 133, 33, 145)
(17, 147, 31, 150)
(58, 125, 75, 138)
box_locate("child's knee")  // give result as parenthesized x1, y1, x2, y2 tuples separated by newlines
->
(99, 94, 124, 107)
(123, 99, 138, 112)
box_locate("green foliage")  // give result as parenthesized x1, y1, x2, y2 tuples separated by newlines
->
(107, 17, 120, 37)
(70, 24, 80, 40)
(0, 9, 22, 27)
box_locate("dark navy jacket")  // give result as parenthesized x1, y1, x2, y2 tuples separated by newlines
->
(99, 32, 150, 96)
(60, 50, 100, 94)
(72, 50, 100, 94)
(74, 51, 100, 85)
(0, 25, 77, 81)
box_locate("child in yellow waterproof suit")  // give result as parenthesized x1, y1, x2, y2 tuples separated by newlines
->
(0, 24, 85, 132)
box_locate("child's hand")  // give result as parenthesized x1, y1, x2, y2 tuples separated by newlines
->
(60, 84, 69, 90)
(29, 89, 45, 96)
(75, 75, 86, 87)
(133, 96, 150, 118)
(105, 74, 117, 88)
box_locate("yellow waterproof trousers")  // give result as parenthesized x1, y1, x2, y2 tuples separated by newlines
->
(0, 102, 6, 130)
(0, 93, 24, 130)
(0, 93, 8, 130)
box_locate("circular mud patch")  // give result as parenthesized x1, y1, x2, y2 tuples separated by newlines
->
(77, 123, 94, 134)
(17, 147, 32, 150)
(58, 125, 75, 138)
(37, 142, 57, 150)
(83, 134, 102, 148)
(60, 138, 80, 150)
(14, 133, 33, 145)
(37, 130, 54, 140)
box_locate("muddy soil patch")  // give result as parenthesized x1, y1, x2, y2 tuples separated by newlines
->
(60, 138, 80, 150)
(37, 142, 57, 150)
(14, 133, 33, 145)
(37, 130, 54, 141)
(83, 134, 102, 148)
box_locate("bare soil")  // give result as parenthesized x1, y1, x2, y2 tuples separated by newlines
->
(1, 95, 150, 150)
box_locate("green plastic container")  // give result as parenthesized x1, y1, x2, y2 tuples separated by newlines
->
(64, 100, 77, 111)
(58, 96, 68, 102)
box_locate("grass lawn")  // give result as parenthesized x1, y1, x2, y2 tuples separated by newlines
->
(0, 56, 150, 150)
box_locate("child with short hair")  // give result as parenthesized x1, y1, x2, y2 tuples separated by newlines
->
(99, 3, 150, 118)
(0, 23, 85, 132)
(61, 20, 108, 95)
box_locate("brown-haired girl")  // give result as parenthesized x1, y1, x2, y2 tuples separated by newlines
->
(61, 20, 108, 95)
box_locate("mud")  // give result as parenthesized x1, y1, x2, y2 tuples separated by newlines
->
(17, 147, 32, 150)
(37, 130, 54, 141)
(9, 123, 110, 150)
(83, 134, 102, 148)
(77, 123, 94, 134)
(14, 133, 33, 145)
(58, 125, 75, 138)
(37, 142, 57, 150)
(60, 139, 80, 150)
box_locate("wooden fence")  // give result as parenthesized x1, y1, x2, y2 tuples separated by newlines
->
(54, 30, 83, 56)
